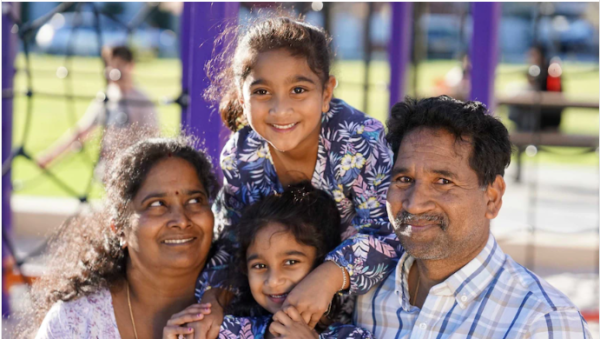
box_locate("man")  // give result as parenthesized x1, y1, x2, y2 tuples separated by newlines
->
(355, 96, 591, 338)
(37, 45, 159, 180)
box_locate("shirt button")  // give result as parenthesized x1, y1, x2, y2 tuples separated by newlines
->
(419, 323, 427, 330)
(461, 295, 468, 302)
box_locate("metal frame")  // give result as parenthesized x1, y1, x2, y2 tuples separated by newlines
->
(180, 2, 239, 180)
(469, 2, 501, 108)
(388, 2, 413, 112)
(2, 2, 18, 317)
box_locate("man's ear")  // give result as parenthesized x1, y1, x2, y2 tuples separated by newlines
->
(484, 175, 505, 220)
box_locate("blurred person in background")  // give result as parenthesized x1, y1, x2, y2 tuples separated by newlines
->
(37, 45, 159, 181)
(508, 44, 565, 132)
(434, 53, 471, 101)
(15, 137, 219, 339)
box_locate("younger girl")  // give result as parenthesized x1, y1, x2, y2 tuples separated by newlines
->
(197, 16, 399, 335)
(173, 183, 372, 338)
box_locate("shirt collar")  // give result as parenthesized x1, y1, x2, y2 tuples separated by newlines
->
(395, 250, 417, 311)
(395, 233, 506, 309)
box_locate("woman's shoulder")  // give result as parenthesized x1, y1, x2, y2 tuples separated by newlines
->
(35, 288, 119, 339)
(220, 315, 270, 339)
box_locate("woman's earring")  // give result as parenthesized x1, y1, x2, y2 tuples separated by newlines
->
(119, 235, 127, 248)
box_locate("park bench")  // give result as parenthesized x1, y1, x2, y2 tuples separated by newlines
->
(496, 92, 599, 182)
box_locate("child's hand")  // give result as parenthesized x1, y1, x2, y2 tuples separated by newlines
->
(282, 262, 347, 328)
(190, 288, 230, 339)
(269, 306, 319, 339)
(162, 303, 211, 339)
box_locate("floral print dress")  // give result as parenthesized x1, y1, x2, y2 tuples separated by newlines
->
(197, 98, 400, 308)
(219, 315, 373, 339)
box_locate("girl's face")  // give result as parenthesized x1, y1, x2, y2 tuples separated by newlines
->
(240, 49, 336, 155)
(246, 222, 317, 314)
(125, 157, 214, 275)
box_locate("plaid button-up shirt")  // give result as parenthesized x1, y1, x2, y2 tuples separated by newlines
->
(354, 233, 592, 338)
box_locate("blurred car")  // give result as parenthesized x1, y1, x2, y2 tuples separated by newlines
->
(33, 12, 178, 58)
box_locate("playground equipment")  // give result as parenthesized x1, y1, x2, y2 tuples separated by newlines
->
(2, 2, 598, 323)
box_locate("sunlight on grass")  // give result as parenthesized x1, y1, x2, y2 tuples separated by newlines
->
(10, 54, 598, 197)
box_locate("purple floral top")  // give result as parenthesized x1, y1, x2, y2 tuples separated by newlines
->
(219, 315, 373, 339)
(197, 98, 400, 298)
(35, 288, 120, 339)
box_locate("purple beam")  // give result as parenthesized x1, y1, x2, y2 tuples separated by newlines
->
(179, 3, 191, 127)
(181, 2, 239, 180)
(388, 2, 413, 114)
(2, 2, 17, 317)
(469, 2, 501, 110)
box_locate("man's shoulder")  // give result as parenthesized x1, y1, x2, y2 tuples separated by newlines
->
(128, 86, 152, 100)
(500, 255, 580, 313)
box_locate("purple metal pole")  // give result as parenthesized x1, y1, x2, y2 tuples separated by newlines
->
(2, 2, 18, 317)
(388, 2, 413, 114)
(182, 2, 239, 179)
(469, 2, 501, 109)
(179, 2, 191, 127)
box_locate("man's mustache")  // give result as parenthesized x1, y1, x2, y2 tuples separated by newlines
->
(393, 211, 447, 230)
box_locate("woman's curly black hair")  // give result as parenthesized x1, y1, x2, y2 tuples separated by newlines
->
(15, 136, 219, 336)
(225, 181, 344, 329)
(386, 95, 513, 187)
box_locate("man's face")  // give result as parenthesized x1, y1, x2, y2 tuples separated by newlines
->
(386, 127, 500, 261)
(105, 56, 133, 83)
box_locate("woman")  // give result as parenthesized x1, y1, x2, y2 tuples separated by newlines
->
(19, 137, 219, 339)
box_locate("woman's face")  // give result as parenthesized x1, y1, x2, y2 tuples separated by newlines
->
(240, 49, 335, 155)
(125, 156, 214, 275)
(246, 222, 317, 314)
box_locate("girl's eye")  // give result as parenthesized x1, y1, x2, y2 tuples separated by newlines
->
(292, 87, 306, 94)
(437, 178, 452, 185)
(284, 259, 298, 266)
(253, 89, 268, 95)
(251, 263, 266, 270)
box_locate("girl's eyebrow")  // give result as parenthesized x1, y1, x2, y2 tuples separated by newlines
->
(250, 79, 268, 87)
(247, 253, 260, 261)
(287, 75, 315, 85)
(284, 250, 307, 257)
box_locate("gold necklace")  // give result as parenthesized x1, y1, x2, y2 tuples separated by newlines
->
(127, 283, 139, 339)
(411, 271, 421, 306)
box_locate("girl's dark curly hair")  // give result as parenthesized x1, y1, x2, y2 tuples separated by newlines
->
(204, 13, 334, 132)
(16, 136, 219, 336)
(225, 181, 344, 330)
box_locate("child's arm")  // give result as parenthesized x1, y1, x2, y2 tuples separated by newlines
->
(193, 135, 245, 339)
(323, 118, 400, 295)
(196, 135, 245, 301)
(283, 118, 399, 328)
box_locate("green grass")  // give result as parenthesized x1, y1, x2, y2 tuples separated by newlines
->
(9, 54, 599, 197)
